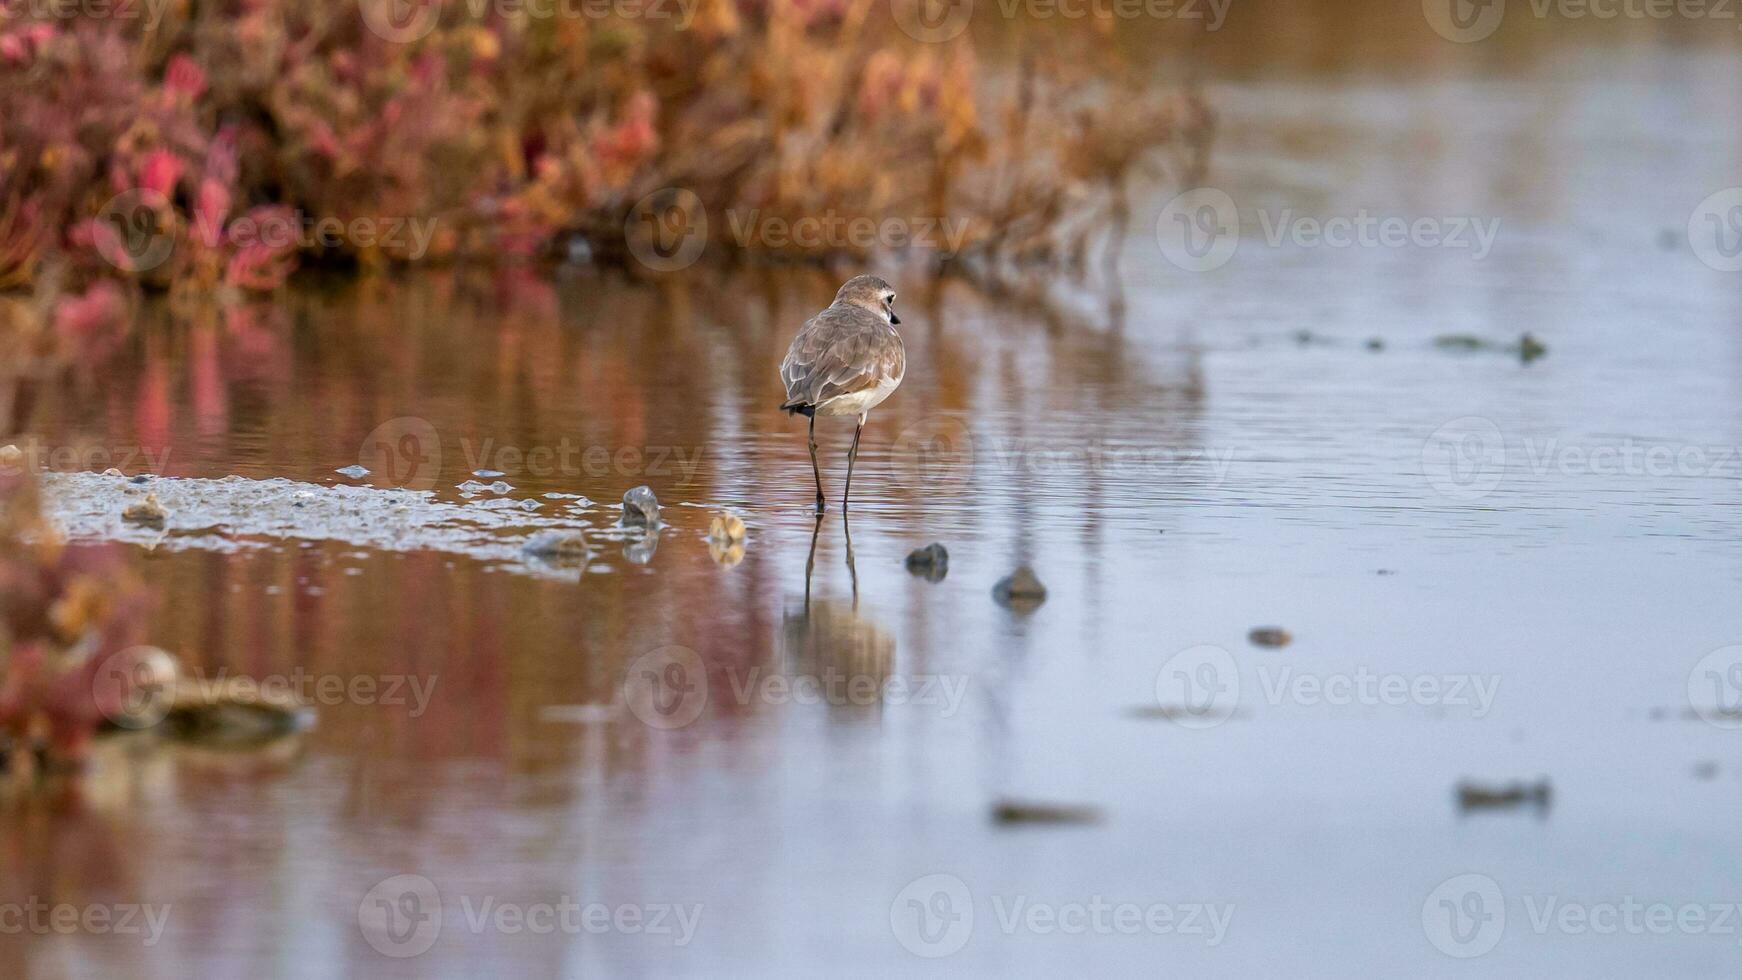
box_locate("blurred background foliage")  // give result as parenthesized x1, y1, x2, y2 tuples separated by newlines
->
(0, 0, 1210, 306)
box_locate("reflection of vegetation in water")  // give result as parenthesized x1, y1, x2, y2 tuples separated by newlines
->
(0, 265, 1213, 792)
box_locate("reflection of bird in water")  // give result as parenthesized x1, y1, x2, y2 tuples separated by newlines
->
(779, 276, 906, 514)
(783, 516, 893, 705)
(805, 507, 859, 605)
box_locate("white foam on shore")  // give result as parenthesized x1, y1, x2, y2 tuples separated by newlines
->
(37, 471, 623, 578)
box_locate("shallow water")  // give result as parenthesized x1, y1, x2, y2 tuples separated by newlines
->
(9, 23, 1742, 980)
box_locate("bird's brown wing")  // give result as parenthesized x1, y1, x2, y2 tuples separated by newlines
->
(779, 308, 904, 409)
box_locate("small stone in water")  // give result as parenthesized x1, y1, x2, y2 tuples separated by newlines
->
(1248, 627, 1292, 648)
(473, 469, 506, 478)
(1434, 333, 1486, 351)
(622, 486, 660, 527)
(519, 499, 542, 511)
(709, 513, 746, 543)
(122, 492, 168, 528)
(335, 464, 370, 479)
(102, 467, 124, 477)
(905, 543, 949, 582)
(1456, 778, 1551, 813)
(457, 480, 487, 494)
(130, 474, 151, 484)
(993, 567, 1046, 608)
(523, 531, 591, 561)
(161, 676, 315, 746)
(489, 481, 512, 494)
(0, 444, 20, 467)
(991, 799, 1102, 826)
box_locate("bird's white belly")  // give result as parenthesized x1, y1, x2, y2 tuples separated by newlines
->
(816, 378, 899, 418)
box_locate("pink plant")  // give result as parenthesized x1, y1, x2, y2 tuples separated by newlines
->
(138, 149, 184, 199)
(595, 92, 660, 176)
(0, 24, 56, 66)
(162, 54, 206, 101)
(192, 178, 232, 249)
(0, 471, 151, 768)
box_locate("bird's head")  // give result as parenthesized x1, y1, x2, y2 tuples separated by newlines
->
(834, 275, 900, 325)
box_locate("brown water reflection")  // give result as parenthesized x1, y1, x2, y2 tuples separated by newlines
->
(3, 254, 1221, 971)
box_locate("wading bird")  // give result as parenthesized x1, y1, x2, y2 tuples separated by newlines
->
(779, 275, 906, 514)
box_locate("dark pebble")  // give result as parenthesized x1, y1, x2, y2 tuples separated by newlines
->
(992, 799, 1103, 826)
(905, 543, 949, 582)
(993, 567, 1046, 609)
(1248, 627, 1292, 648)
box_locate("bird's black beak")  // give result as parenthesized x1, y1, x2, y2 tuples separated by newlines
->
(889, 312, 901, 325)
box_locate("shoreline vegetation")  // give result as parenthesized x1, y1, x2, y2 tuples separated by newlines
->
(1, 3, 1212, 305)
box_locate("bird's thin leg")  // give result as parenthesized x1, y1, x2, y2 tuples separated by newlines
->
(808, 414, 825, 514)
(842, 416, 864, 513)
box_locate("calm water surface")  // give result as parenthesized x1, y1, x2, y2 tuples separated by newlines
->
(7, 30, 1742, 980)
